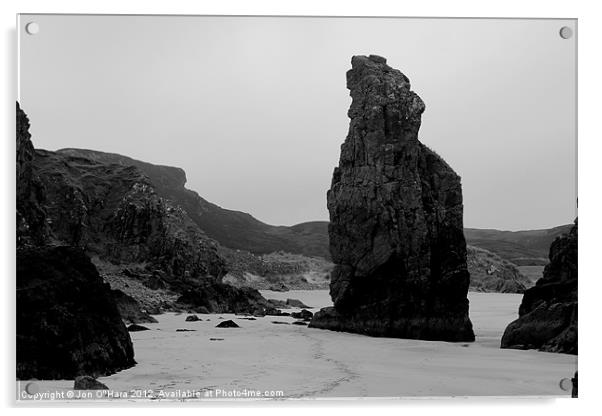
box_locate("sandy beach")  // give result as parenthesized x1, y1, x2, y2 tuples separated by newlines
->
(18, 291, 576, 401)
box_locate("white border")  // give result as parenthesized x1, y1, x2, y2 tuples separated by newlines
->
(3, 1, 600, 415)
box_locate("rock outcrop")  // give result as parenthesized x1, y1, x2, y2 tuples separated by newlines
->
(216, 320, 239, 328)
(27, 139, 273, 315)
(73, 376, 109, 390)
(501, 220, 577, 354)
(16, 103, 136, 380)
(467, 245, 531, 293)
(111, 289, 158, 324)
(17, 246, 135, 379)
(32, 149, 226, 280)
(220, 248, 332, 291)
(16, 102, 48, 247)
(309, 56, 474, 341)
(175, 282, 270, 314)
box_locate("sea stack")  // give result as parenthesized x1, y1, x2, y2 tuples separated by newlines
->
(309, 55, 474, 341)
(501, 220, 577, 354)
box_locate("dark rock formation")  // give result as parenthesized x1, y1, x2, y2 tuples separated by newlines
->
(286, 298, 311, 308)
(216, 320, 239, 328)
(16, 103, 135, 380)
(111, 289, 158, 324)
(176, 282, 270, 314)
(185, 315, 200, 322)
(74, 376, 109, 390)
(501, 221, 577, 354)
(17, 246, 136, 379)
(16, 102, 48, 247)
(127, 324, 150, 332)
(264, 307, 286, 316)
(309, 56, 474, 341)
(267, 299, 289, 309)
(291, 309, 313, 321)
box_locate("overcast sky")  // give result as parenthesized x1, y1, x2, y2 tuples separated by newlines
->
(19, 15, 576, 230)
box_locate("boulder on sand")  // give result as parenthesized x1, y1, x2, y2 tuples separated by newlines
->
(127, 324, 150, 332)
(185, 314, 200, 322)
(74, 376, 109, 390)
(291, 309, 313, 321)
(216, 320, 239, 328)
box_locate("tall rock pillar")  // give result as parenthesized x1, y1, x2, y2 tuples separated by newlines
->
(309, 55, 475, 342)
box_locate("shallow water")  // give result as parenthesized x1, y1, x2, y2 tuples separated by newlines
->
(18, 291, 576, 402)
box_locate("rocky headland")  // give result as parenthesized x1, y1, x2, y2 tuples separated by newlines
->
(309, 55, 474, 341)
(501, 220, 577, 354)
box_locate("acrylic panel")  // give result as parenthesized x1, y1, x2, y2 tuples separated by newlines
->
(16, 14, 577, 402)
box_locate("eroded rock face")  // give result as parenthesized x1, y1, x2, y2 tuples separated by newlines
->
(501, 220, 577, 354)
(309, 56, 474, 341)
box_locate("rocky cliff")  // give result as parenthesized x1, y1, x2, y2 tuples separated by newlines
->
(501, 220, 577, 354)
(16, 103, 135, 379)
(309, 56, 474, 341)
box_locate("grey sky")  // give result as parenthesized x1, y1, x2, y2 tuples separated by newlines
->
(18, 15, 576, 230)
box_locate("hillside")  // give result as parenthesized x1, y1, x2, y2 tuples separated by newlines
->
(30, 146, 277, 315)
(58, 149, 331, 259)
(464, 225, 573, 265)
(52, 149, 569, 296)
